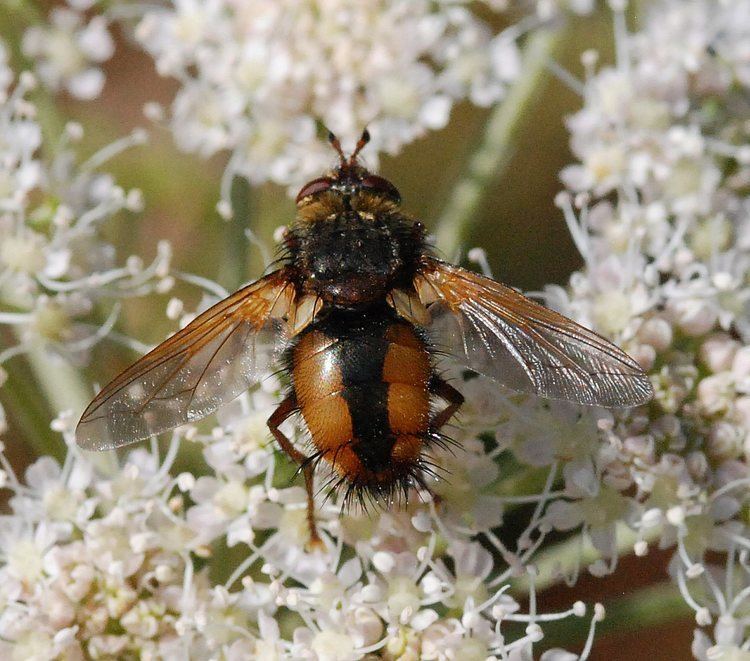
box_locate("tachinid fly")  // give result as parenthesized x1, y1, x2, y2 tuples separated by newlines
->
(76, 129, 653, 546)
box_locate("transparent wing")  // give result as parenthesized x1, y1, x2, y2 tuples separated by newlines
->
(76, 270, 294, 450)
(416, 259, 653, 408)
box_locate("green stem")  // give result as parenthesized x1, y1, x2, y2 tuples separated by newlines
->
(494, 459, 551, 503)
(25, 340, 118, 475)
(0, 354, 59, 460)
(434, 27, 566, 258)
(219, 176, 253, 291)
(513, 522, 662, 594)
(540, 581, 690, 651)
(598, 582, 691, 635)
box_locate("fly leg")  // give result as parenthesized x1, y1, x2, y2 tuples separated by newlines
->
(267, 395, 324, 550)
(430, 376, 465, 431)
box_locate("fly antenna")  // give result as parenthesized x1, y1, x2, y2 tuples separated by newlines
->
(327, 130, 346, 167)
(349, 128, 370, 165)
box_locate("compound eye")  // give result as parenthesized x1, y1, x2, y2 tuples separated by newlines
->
(296, 177, 332, 203)
(360, 175, 401, 203)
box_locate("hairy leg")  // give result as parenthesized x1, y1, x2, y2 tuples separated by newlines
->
(267, 395, 323, 549)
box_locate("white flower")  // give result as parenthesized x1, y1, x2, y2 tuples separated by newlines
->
(310, 630, 356, 661)
(427, 437, 504, 530)
(0, 65, 172, 370)
(130, 0, 531, 191)
(441, 541, 493, 610)
(22, 8, 114, 100)
(549, 0, 750, 643)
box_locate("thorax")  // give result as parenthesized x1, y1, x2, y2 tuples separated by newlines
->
(287, 193, 421, 307)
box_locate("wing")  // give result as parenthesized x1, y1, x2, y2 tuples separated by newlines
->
(76, 269, 297, 450)
(414, 258, 653, 408)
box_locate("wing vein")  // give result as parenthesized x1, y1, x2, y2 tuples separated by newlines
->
(76, 269, 292, 450)
(417, 258, 653, 407)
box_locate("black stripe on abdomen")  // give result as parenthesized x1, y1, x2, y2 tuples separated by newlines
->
(334, 334, 396, 474)
(341, 383, 395, 473)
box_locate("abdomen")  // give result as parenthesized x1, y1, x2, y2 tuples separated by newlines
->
(290, 309, 432, 498)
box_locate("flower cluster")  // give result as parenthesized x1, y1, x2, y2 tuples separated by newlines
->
(504, 0, 750, 654)
(129, 0, 530, 198)
(0, 47, 171, 396)
(0, 393, 600, 658)
(22, 3, 115, 100)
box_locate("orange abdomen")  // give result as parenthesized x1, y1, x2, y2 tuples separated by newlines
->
(291, 315, 432, 491)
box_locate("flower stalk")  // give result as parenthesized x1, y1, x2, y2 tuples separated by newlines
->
(434, 26, 566, 258)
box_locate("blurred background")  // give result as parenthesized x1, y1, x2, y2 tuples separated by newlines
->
(0, 3, 696, 657)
